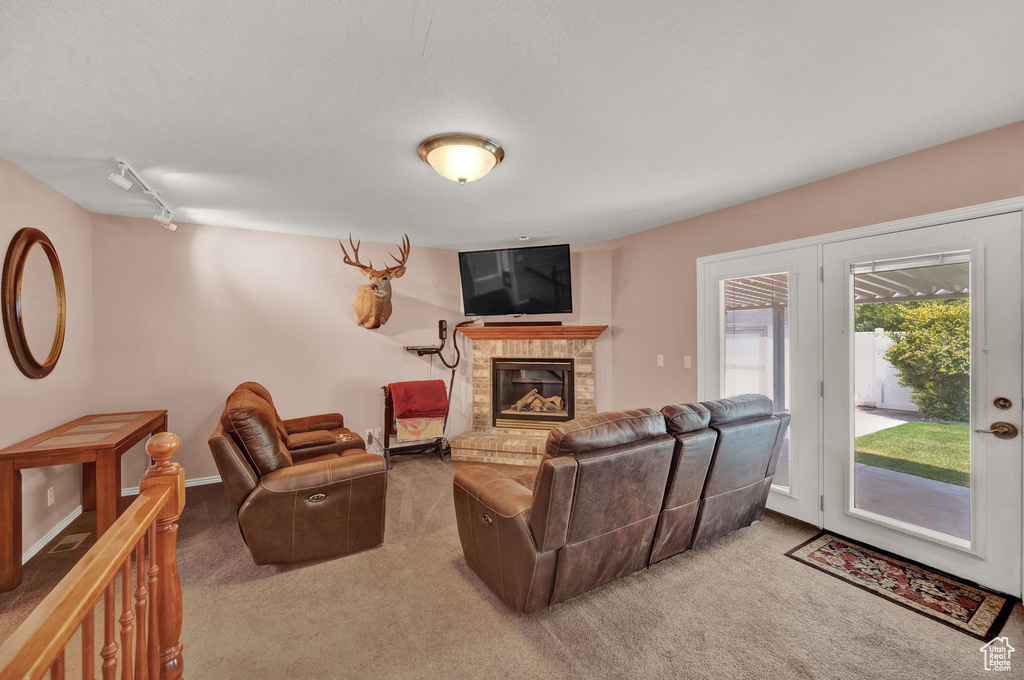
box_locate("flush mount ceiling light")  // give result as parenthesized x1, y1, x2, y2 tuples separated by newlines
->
(417, 133, 504, 184)
(107, 158, 178, 232)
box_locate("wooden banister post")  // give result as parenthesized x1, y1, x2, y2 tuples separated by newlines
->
(139, 433, 185, 680)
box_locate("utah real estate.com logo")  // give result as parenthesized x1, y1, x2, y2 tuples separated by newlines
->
(980, 637, 1014, 672)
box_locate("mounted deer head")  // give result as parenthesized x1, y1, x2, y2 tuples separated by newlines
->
(339, 234, 411, 329)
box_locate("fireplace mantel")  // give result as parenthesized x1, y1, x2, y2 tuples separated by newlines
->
(457, 324, 607, 341)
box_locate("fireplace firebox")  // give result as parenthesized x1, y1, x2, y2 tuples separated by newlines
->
(492, 358, 574, 429)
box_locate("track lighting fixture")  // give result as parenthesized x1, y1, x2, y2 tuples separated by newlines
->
(154, 210, 177, 232)
(107, 163, 134, 191)
(107, 158, 178, 232)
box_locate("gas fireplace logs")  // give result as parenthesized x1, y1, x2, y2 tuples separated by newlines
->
(506, 390, 565, 414)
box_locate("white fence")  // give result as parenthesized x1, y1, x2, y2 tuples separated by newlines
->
(854, 330, 918, 412)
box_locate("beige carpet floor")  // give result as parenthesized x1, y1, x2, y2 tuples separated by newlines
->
(2, 455, 1022, 679)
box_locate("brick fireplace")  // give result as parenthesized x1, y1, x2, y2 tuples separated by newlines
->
(491, 358, 574, 429)
(450, 325, 606, 465)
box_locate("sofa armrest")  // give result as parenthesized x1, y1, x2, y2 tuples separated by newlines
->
(529, 457, 577, 552)
(452, 465, 556, 613)
(453, 465, 533, 519)
(260, 453, 385, 492)
(286, 430, 336, 450)
(283, 413, 345, 433)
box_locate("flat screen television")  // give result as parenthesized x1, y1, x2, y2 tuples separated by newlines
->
(458, 244, 572, 316)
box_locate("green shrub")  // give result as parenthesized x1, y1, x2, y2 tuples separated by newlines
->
(883, 299, 969, 421)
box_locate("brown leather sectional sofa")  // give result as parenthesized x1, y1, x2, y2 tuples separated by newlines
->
(208, 382, 387, 565)
(453, 394, 790, 613)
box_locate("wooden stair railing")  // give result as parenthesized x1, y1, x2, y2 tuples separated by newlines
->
(0, 433, 186, 680)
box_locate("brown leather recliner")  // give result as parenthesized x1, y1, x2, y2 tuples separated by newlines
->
(208, 383, 387, 565)
(453, 408, 676, 614)
(689, 394, 790, 548)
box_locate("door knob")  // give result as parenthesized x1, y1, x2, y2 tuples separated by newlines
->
(975, 422, 1020, 439)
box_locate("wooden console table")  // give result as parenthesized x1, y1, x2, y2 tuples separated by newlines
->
(0, 410, 168, 592)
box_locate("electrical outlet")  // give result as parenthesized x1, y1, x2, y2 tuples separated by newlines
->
(365, 429, 374, 446)
(47, 487, 54, 507)
(373, 427, 383, 442)
(656, 354, 664, 367)
(683, 355, 692, 369)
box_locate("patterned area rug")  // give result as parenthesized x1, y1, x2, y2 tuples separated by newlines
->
(787, 532, 1016, 640)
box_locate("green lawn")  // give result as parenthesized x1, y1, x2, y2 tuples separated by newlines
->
(854, 421, 970, 487)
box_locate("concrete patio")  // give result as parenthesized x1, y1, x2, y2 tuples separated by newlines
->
(773, 407, 970, 540)
(854, 407, 970, 540)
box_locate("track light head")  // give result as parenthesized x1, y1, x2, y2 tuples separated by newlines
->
(108, 164, 133, 191)
(154, 211, 177, 232)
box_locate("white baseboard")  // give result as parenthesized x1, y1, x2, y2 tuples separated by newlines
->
(23, 505, 83, 564)
(120, 474, 222, 497)
(22, 476, 223, 565)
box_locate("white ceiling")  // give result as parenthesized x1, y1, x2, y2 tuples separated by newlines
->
(2, 1, 1023, 249)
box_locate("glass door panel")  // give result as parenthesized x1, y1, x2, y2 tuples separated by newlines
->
(823, 213, 1022, 595)
(723, 274, 791, 487)
(851, 257, 970, 540)
(700, 246, 819, 524)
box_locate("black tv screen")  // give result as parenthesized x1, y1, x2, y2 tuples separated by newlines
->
(459, 244, 573, 316)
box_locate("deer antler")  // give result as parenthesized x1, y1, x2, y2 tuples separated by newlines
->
(388, 233, 411, 269)
(339, 234, 373, 270)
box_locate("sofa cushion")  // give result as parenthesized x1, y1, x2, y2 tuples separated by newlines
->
(222, 389, 293, 475)
(700, 394, 774, 426)
(544, 408, 666, 458)
(660, 402, 711, 434)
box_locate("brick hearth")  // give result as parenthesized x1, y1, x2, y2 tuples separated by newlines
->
(451, 326, 606, 465)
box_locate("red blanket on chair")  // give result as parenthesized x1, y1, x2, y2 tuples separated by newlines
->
(388, 380, 449, 419)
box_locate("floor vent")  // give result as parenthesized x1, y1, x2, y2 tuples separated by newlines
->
(47, 532, 90, 555)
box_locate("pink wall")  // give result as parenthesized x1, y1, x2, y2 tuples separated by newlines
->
(609, 121, 1024, 411)
(0, 158, 95, 558)
(89, 217, 472, 484)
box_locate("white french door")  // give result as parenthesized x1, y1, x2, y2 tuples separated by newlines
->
(699, 246, 821, 525)
(822, 213, 1023, 595)
(700, 209, 1024, 595)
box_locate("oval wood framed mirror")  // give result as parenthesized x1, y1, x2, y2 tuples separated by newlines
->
(2, 228, 66, 379)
